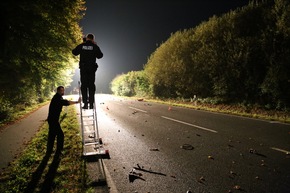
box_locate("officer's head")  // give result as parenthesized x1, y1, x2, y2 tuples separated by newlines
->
(86, 33, 94, 41)
(57, 86, 65, 96)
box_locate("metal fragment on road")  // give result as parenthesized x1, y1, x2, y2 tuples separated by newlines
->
(233, 185, 241, 190)
(208, 155, 214, 160)
(180, 144, 194, 150)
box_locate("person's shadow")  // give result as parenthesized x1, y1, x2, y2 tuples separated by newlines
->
(24, 152, 51, 193)
(24, 151, 61, 193)
(39, 151, 62, 193)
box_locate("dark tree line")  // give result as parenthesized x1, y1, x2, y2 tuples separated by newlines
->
(0, 0, 85, 121)
(111, 0, 290, 110)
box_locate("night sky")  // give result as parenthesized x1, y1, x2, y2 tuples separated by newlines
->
(71, 0, 249, 94)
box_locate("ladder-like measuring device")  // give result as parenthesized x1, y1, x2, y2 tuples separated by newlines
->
(78, 81, 109, 157)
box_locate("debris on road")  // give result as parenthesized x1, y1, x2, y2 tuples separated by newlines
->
(133, 164, 166, 176)
(129, 173, 145, 183)
(197, 176, 205, 183)
(149, 148, 159, 151)
(208, 155, 214, 160)
(180, 144, 194, 150)
(170, 175, 176, 178)
(233, 185, 241, 190)
(249, 148, 257, 154)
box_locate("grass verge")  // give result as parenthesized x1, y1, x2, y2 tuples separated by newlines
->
(129, 96, 290, 123)
(0, 105, 86, 193)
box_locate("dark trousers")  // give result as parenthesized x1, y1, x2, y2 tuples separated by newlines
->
(80, 66, 97, 104)
(46, 121, 64, 154)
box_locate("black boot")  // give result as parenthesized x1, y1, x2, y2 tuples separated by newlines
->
(82, 103, 88, 109)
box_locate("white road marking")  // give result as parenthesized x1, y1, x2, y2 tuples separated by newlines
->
(129, 106, 147, 113)
(161, 116, 218, 133)
(270, 147, 290, 154)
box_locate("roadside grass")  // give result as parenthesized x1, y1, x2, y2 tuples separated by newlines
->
(0, 105, 87, 193)
(129, 96, 290, 123)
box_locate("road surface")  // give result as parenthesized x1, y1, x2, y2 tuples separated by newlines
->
(94, 94, 290, 193)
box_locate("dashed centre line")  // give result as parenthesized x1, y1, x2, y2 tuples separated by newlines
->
(129, 106, 147, 113)
(161, 116, 218, 133)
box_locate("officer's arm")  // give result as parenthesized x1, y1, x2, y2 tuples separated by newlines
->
(72, 44, 81, 56)
(68, 97, 81, 105)
(95, 45, 103, 59)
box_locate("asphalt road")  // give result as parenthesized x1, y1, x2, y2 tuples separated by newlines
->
(94, 94, 290, 193)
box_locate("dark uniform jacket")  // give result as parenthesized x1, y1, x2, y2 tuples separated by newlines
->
(47, 93, 70, 122)
(72, 40, 103, 69)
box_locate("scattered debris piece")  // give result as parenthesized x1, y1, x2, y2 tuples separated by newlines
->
(197, 176, 205, 183)
(186, 190, 192, 193)
(168, 106, 172, 111)
(233, 185, 241, 190)
(208, 155, 214, 160)
(232, 160, 236, 164)
(129, 173, 145, 183)
(137, 98, 144, 101)
(230, 171, 236, 175)
(149, 148, 159, 151)
(255, 176, 260, 180)
(170, 175, 176, 178)
(132, 111, 137, 114)
(180, 144, 194, 150)
(130, 169, 143, 176)
(133, 165, 166, 176)
(106, 106, 109, 110)
(249, 148, 257, 154)
(196, 134, 201, 137)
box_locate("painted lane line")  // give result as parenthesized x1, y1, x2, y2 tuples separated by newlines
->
(161, 116, 218, 133)
(129, 107, 147, 113)
(270, 147, 290, 154)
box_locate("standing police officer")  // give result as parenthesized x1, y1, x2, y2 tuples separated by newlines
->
(46, 86, 81, 156)
(72, 33, 103, 109)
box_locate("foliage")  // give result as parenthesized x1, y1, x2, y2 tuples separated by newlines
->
(0, 0, 85, 122)
(110, 71, 150, 97)
(0, 106, 85, 192)
(141, 0, 290, 109)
